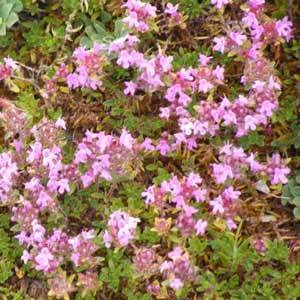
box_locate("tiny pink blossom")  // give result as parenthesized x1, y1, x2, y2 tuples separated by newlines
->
(211, 0, 230, 9)
(55, 118, 66, 130)
(124, 81, 137, 96)
(213, 37, 227, 53)
(120, 128, 134, 149)
(194, 219, 208, 236)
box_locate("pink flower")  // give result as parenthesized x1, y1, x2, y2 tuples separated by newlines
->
(160, 247, 196, 290)
(272, 167, 290, 185)
(213, 37, 227, 53)
(120, 128, 134, 149)
(253, 238, 266, 253)
(165, 84, 191, 106)
(122, 0, 157, 32)
(187, 172, 202, 186)
(35, 247, 55, 272)
(141, 138, 155, 151)
(156, 139, 171, 156)
(246, 153, 263, 172)
(211, 0, 229, 9)
(226, 218, 237, 230)
(165, 3, 179, 16)
(248, 0, 265, 9)
(104, 210, 140, 248)
(31, 220, 46, 243)
(37, 191, 53, 210)
(222, 186, 241, 201)
(266, 154, 290, 185)
(212, 163, 233, 184)
(69, 230, 97, 267)
(244, 115, 257, 131)
(194, 219, 208, 236)
(159, 107, 171, 119)
(229, 32, 247, 46)
(27, 142, 42, 163)
(165, 3, 183, 24)
(81, 173, 94, 188)
(124, 81, 137, 96)
(210, 197, 225, 214)
(169, 278, 184, 290)
(275, 17, 293, 42)
(198, 79, 214, 93)
(55, 118, 66, 130)
(21, 250, 31, 264)
(198, 54, 212, 66)
(4, 57, 18, 70)
(213, 65, 225, 81)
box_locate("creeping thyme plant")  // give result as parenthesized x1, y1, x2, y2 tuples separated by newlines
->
(0, 0, 299, 299)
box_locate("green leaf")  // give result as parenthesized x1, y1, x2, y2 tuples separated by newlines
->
(6, 11, 18, 27)
(290, 186, 300, 197)
(0, 23, 6, 35)
(0, 260, 13, 284)
(0, 4, 13, 20)
(281, 185, 293, 205)
(293, 207, 300, 219)
(189, 237, 207, 255)
(16, 92, 42, 120)
(114, 19, 129, 38)
(292, 196, 300, 206)
(0, 0, 22, 36)
(295, 175, 300, 184)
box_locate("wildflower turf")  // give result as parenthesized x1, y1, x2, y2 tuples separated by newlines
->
(0, 0, 299, 299)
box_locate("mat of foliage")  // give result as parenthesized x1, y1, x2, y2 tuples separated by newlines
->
(0, 0, 299, 299)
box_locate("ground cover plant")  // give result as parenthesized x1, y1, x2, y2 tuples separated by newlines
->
(0, 0, 299, 299)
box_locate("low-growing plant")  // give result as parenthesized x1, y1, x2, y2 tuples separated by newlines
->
(0, 0, 298, 299)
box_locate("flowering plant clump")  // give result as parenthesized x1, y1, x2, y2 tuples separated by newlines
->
(0, 0, 298, 299)
(103, 210, 140, 248)
(0, 101, 143, 295)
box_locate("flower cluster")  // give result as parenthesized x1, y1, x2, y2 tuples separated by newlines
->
(210, 186, 241, 229)
(133, 247, 158, 274)
(165, 3, 184, 26)
(69, 230, 98, 267)
(67, 44, 107, 90)
(0, 0, 294, 296)
(103, 210, 140, 248)
(142, 173, 208, 237)
(0, 98, 30, 150)
(242, 1, 293, 43)
(43, 45, 107, 98)
(211, 0, 230, 10)
(160, 247, 197, 290)
(0, 152, 18, 203)
(122, 0, 157, 32)
(0, 103, 141, 284)
(101, 0, 291, 158)
(212, 143, 290, 185)
(74, 128, 139, 187)
(0, 57, 18, 81)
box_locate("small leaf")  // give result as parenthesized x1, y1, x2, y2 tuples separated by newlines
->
(290, 186, 300, 197)
(6, 11, 18, 27)
(292, 197, 300, 206)
(281, 185, 293, 205)
(293, 207, 300, 219)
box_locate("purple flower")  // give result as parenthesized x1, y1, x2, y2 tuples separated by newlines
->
(194, 219, 208, 236)
(211, 0, 230, 9)
(275, 17, 293, 42)
(124, 81, 137, 96)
